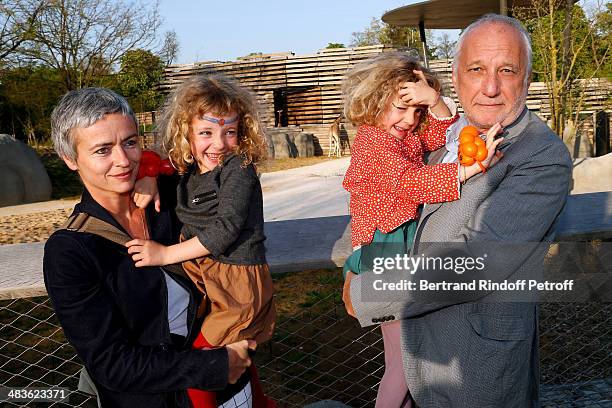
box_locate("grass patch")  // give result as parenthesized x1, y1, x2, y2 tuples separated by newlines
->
(259, 156, 339, 173)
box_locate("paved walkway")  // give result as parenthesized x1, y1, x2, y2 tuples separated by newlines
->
(0, 159, 354, 299)
(261, 157, 350, 221)
(0, 157, 352, 220)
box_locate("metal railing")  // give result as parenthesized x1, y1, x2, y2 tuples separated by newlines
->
(1, 274, 610, 408)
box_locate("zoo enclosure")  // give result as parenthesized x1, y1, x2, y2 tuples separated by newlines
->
(137, 45, 611, 156)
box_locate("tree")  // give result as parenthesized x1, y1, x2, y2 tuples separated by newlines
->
(158, 29, 179, 66)
(326, 42, 345, 49)
(117, 49, 164, 112)
(0, 64, 63, 142)
(21, 0, 161, 91)
(513, 0, 610, 140)
(434, 32, 455, 59)
(0, 0, 46, 63)
(350, 17, 436, 59)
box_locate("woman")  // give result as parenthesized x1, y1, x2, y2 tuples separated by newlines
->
(43, 87, 254, 407)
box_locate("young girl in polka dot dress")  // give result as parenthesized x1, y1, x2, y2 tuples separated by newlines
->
(341, 52, 502, 408)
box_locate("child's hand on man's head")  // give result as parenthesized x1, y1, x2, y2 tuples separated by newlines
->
(126, 239, 169, 267)
(133, 176, 161, 212)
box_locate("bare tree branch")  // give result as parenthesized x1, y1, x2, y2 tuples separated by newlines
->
(0, 0, 47, 62)
(20, 0, 160, 90)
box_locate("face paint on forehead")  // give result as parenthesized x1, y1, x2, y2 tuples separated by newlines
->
(201, 114, 239, 126)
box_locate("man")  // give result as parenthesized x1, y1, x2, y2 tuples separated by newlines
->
(343, 14, 572, 407)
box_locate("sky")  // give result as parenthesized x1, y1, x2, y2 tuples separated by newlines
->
(158, 0, 460, 64)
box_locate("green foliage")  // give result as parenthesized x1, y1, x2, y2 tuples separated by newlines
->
(0, 65, 64, 143)
(514, 1, 610, 138)
(21, 0, 160, 91)
(595, 3, 612, 79)
(434, 33, 456, 60)
(326, 43, 345, 49)
(117, 49, 164, 113)
(521, 4, 606, 82)
(350, 17, 436, 59)
(36, 147, 83, 199)
(0, 0, 46, 63)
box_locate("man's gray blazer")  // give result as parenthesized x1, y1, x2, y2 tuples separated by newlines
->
(350, 108, 572, 408)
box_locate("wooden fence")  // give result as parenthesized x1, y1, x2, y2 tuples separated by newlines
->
(148, 47, 611, 155)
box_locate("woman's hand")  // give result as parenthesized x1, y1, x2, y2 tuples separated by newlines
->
(126, 239, 169, 266)
(226, 340, 256, 384)
(133, 176, 161, 212)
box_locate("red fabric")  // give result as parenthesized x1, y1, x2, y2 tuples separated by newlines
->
(343, 112, 460, 247)
(250, 364, 277, 408)
(188, 332, 277, 408)
(188, 332, 217, 408)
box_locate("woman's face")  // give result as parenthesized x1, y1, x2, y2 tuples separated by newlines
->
(63, 113, 141, 199)
(189, 111, 239, 173)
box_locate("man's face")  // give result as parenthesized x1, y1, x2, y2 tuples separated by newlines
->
(452, 23, 530, 131)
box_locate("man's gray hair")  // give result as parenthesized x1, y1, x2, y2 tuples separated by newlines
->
(51, 87, 137, 161)
(452, 13, 532, 80)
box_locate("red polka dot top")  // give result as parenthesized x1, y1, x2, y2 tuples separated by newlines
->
(343, 111, 460, 247)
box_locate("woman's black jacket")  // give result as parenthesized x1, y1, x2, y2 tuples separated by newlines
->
(43, 182, 228, 408)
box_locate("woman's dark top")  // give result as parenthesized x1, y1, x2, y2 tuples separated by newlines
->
(176, 154, 266, 265)
(43, 179, 228, 408)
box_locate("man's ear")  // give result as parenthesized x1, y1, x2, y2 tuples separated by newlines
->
(62, 156, 78, 171)
(526, 70, 532, 86)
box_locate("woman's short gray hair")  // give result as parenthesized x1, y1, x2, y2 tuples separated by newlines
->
(51, 87, 137, 161)
(452, 13, 532, 81)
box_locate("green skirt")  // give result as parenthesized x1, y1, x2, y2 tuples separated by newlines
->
(343, 219, 417, 277)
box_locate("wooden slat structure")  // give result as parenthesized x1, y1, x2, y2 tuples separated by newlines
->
(161, 45, 398, 129)
(156, 49, 611, 155)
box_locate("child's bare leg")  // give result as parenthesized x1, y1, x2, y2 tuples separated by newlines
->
(376, 321, 413, 408)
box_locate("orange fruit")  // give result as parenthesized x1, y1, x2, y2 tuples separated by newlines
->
(475, 145, 487, 162)
(460, 125, 479, 138)
(459, 127, 478, 144)
(460, 142, 477, 158)
(473, 137, 485, 147)
(459, 133, 475, 144)
(460, 155, 475, 166)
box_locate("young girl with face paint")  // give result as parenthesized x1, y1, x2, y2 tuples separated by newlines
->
(341, 52, 503, 408)
(126, 74, 276, 408)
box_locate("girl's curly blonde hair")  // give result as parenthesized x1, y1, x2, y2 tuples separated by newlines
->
(158, 73, 267, 174)
(342, 52, 442, 133)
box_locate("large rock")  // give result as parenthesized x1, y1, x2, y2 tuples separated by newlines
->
(0, 134, 52, 207)
(294, 132, 315, 157)
(571, 153, 612, 194)
(267, 132, 292, 159)
(265, 129, 315, 159)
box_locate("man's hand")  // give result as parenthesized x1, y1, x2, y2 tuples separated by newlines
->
(482, 123, 504, 168)
(342, 271, 356, 317)
(226, 340, 256, 384)
(126, 239, 168, 266)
